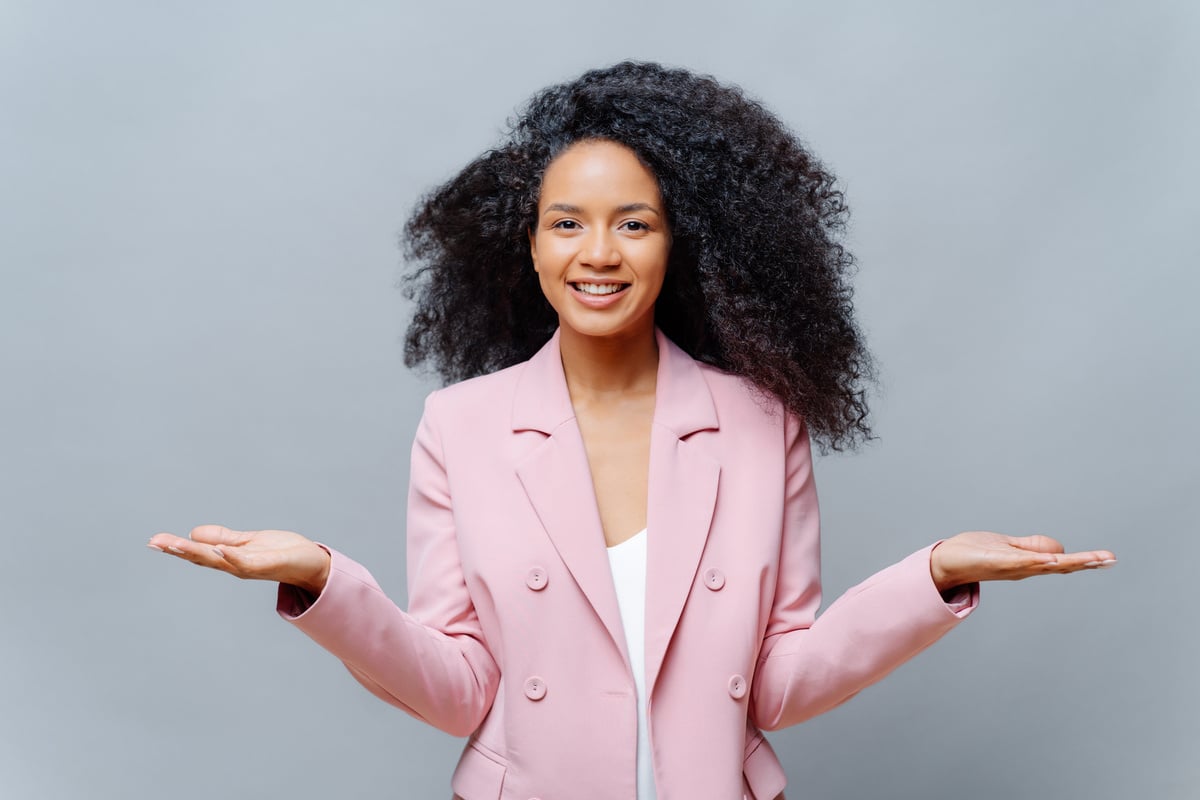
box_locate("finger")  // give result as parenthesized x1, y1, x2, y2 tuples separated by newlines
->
(188, 524, 254, 547)
(1020, 552, 1118, 577)
(148, 532, 197, 552)
(1057, 551, 1118, 571)
(147, 533, 231, 572)
(147, 532, 173, 551)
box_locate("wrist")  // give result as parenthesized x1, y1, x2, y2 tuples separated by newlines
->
(929, 540, 957, 594)
(294, 543, 331, 595)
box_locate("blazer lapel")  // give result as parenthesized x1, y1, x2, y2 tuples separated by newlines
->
(644, 328, 720, 698)
(511, 327, 722, 692)
(513, 329, 631, 665)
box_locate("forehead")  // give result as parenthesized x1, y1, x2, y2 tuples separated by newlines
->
(538, 140, 661, 206)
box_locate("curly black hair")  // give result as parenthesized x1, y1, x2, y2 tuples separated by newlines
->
(400, 60, 875, 452)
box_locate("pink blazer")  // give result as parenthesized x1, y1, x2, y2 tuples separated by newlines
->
(278, 327, 978, 800)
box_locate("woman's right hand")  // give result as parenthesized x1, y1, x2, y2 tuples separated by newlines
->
(147, 525, 331, 595)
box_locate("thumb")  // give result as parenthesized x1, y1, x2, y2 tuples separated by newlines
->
(190, 524, 255, 546)
(1010, 534, 1065, 554)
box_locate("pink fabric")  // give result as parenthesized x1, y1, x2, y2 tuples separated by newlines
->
(278, 327, 979, 800)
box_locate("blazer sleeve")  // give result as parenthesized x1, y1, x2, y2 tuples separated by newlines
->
(275, 390, 500, 738)
(749, 412, 979, 732)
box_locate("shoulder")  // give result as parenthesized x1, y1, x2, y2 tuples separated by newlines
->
(413, 356, 542, 474)
(408, 363, 524, 467)
(694, 358, 755, 398)
(424, 359, 526, 419)
(693, 357, 788, 428)
(687, 355, 811, 462)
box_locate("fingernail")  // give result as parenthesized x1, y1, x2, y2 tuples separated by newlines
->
(1100, 559, 1117, 565)
(166, 546, 185, 555)
(146, 543, 164, 552)
(212, 546, 225, 558)
(1084, 561, 1102, 567)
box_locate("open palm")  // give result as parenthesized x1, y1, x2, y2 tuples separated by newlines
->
(147, 525, 331, 594)
(930, 531, 1116, 592)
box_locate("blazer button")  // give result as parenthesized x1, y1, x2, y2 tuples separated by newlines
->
(525, 566, 548, 591)
(524, 676, 547, 701)
(728, 674, 747, 699)
(703, 567, 725, 591)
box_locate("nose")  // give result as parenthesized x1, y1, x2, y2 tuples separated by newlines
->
(579, 227, 621, 268)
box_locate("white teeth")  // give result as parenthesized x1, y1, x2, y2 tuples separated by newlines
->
(573, 283, 627, 295)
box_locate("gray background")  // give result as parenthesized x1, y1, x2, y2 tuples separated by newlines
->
(2, 1, 1196, 798)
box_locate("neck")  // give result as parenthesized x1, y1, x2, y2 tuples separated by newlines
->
(558, 321, 659, 402)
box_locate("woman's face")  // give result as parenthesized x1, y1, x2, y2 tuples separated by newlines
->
(528, 138, 671, 345)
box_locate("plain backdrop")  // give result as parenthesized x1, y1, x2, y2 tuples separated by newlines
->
(2, 1, 1197, 798)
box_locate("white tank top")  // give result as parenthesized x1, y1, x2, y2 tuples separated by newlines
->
(606, 527, 658, 800)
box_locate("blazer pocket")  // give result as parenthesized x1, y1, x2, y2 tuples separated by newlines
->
(450, 741, 508, 800)
(743, 734, 787, 800)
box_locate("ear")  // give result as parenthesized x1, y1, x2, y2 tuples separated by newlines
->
(527, 225, 539, 271)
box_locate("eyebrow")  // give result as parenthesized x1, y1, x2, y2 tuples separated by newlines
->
(542, 202, 662, 217)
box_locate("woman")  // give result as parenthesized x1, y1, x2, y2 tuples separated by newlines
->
(148, 61, 1115, 799)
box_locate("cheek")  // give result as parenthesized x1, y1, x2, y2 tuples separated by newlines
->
(642, 246, 671, 288)
(535, 269, 563, 310)
(532, 236, 570, 272)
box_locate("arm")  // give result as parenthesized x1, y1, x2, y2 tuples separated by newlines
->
(749, 413, 977, 732)
(277, 391, 500, 737)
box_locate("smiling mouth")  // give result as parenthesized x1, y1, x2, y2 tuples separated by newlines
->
(570, 282, 630, 296)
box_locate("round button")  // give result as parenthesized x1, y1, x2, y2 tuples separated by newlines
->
(728, 674, 747, 699)
(703, 567, 726, 591)
(524, 676, 547, 701)
(525, 567, 548, 591)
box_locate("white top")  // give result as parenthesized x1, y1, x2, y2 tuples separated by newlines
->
(606, 527, 658, 800)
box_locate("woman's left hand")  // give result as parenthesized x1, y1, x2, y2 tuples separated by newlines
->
(930, 531, 1116, 593)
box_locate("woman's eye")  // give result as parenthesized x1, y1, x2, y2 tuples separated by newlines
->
(622, 221, 648, 232)
(552, 220, 580, 230)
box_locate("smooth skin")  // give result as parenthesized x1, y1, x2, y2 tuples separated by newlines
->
(148, 139, 1116, 593)
(529, 138, 670, 547)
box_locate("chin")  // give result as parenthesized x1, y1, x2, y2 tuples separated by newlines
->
(561, 315, 654, 342)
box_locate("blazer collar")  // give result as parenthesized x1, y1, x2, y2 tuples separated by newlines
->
(510, 324, 723, 697)
(511, 326, 719, 438)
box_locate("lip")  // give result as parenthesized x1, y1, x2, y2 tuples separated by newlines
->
(568, 280, 631, 309)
